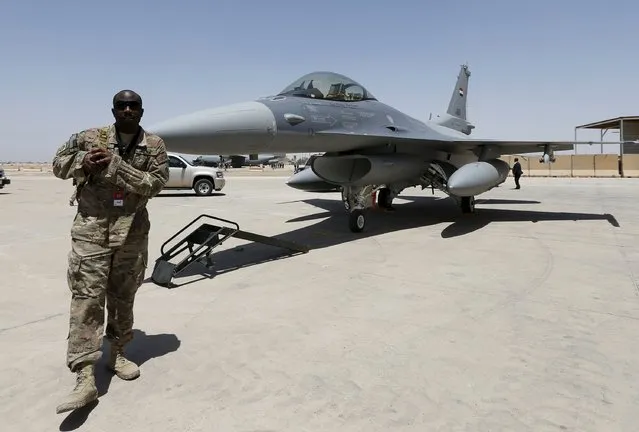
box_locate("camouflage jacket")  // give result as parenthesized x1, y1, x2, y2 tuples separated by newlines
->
(52, 124, 169, 247)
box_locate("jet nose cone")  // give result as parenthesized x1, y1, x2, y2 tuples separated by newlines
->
(446, 166, 478, 196)
(446, 175, 467, 196)
(147, 101, 276, 154)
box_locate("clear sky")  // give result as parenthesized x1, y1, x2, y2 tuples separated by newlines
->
(1, 0, 637, 162)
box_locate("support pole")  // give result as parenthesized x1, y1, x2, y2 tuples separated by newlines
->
(620, 118, 625, 177)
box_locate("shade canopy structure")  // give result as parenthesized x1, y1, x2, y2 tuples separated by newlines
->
(575, 116, 639, 154)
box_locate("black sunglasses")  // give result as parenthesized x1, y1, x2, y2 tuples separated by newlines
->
(114, 101, 142, 110)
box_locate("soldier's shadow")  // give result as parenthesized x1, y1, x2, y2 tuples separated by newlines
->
(58, 329, 181, 431)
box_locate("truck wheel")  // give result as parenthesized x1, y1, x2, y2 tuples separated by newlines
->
(194, 178, 213, 196)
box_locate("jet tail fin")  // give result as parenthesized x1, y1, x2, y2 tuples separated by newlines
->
(447, 64, 470, 120)
(432, 64, 475, 135)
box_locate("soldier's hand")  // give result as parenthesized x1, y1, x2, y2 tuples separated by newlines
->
(83, 148, 107, 173)
(92, 151, 113, 166)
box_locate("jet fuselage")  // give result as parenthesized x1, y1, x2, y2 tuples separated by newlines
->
(149, 90, 478, 170)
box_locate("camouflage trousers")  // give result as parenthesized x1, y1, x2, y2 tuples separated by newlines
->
(65, 235, 148, 372)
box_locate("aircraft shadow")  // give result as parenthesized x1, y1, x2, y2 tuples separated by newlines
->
(58, 330, 181, 431)
(475, 198, 541, 205)
(148, 195, 618, 288)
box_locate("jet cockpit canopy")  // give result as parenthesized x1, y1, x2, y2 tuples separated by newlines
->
(277, 71, 376, 102)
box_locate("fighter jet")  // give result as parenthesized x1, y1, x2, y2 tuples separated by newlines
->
(148, 64, 579, 233)
(193, 153, 278, 168)
(228, 153, 279, 167)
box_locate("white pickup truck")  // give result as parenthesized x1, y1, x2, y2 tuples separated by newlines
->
(165, 153, 226, 196)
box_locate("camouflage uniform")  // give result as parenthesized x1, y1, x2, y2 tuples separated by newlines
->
(52, 124, 168, 381)
(69, 178, 80, 205)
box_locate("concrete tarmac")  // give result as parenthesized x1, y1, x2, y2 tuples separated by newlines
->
(1, 173, 638, 431)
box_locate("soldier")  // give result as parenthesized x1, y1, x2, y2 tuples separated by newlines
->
(52, 90, 169, 414)
(512, 157, 523, 189)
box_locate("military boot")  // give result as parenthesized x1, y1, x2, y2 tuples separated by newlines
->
(56, 364, 98, 414)
(107, 345, 140, 380)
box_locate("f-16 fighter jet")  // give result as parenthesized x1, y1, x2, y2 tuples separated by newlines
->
(149, 64, 577, 232)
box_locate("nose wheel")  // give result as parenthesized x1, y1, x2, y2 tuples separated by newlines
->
(343, 185, 376, 233)
(349, 209, 366, 233)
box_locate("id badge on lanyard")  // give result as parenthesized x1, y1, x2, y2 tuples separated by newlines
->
(113, 190, 124, 207)
(112, 127, 140, 208)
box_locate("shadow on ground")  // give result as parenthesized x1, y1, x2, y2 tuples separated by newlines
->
(143, 195, 618, 288)
(58, 330, 180, 431)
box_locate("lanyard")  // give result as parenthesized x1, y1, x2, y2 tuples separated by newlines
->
(115, 126, 142, 158)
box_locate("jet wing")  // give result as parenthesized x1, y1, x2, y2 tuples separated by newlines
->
(316, 129, 576, 155)
(446, 138, 575, 155)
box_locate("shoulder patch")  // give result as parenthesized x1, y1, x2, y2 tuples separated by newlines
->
(58, 133, 79, 154)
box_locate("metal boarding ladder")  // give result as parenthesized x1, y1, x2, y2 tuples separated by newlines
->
(151, 214, 309, 287)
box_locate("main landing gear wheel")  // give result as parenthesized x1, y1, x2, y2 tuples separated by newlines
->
(461, 196, 475, 214)
(377, 188, 394, 210)
(349, 209, 366, 233)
